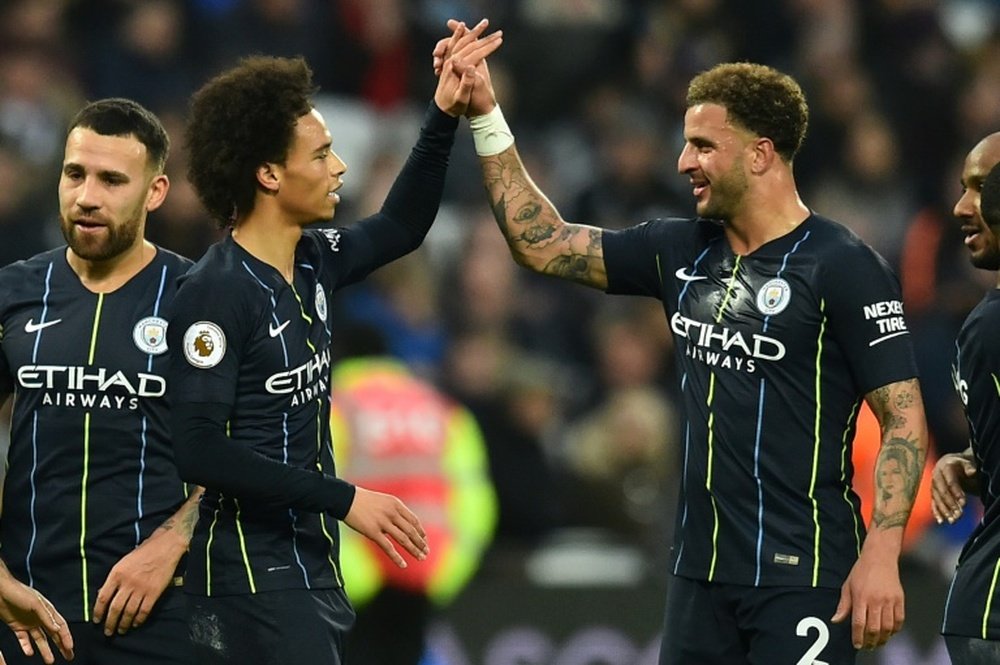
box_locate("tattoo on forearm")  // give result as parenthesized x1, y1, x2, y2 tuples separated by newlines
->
(482, 152, 604, 286)
(871, 434, 922, 530)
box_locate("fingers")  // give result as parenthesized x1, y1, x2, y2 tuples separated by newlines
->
(27, 627, 54, 665)
(37, 594, 73, 659)
(91, 578, 116, 626)
(450, 28, 503, 71)
(374, 534, 407, 569)
(931, 460, 967, 524)
(114, 591, 145, 634)
(100, 587, 132, 637)
(830, 585, 850, 624)
(14, 630, 33, 658)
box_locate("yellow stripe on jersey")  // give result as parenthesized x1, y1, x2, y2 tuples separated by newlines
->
(233, 498, 257, 593)
(839, 399, 863, 557)
(290, 285, 316, 353)
(992, 373, 1000, 397)
(205, 501, 222, 596)
(317, 400, 343, 585)
(809, 301, 828, 586)
(704, 256, 742, 581)
(80, 293, 104, 620)
(983, 558, 1000, 639)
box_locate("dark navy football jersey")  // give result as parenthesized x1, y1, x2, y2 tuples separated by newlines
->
(168, 229, 387, 597)
(0, 246, 192, 621)
(943, 288, 1000, 639)
(603, 214, 918, 588)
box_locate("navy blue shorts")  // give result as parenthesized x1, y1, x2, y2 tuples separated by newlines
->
(186, 587, 355, 665)
(660, 575, 856, 665)
(944, 634, 1000, 664)
(0, 587, 190, 665)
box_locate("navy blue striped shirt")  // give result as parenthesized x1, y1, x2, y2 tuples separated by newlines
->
(603, 214, 918, 588)
(0, 246, 192, 621)
(943, 288, 1000, 639)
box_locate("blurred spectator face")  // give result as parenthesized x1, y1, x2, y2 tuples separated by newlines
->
(58, 128, 166, 261)
(953, 135, 1000, 270)
(123, 1, 183, 60)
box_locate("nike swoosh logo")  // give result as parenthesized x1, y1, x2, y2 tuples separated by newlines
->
(24, 318, 62, 333)
(269, 320, 290, 337)
(675, 268, 707, 282)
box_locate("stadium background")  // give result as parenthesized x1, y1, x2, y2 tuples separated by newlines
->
(1, 1, 998, 663)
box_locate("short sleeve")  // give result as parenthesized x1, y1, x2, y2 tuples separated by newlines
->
(603, 221, 672, 297)
(167, 272, 257, 408)
(823, 242, 918, 394)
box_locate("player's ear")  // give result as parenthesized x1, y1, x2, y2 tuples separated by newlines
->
(750, 137, 776, 175)
(145, 174, 170, 212)
(256, 162, 281, 194)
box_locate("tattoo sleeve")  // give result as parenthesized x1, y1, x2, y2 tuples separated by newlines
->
(865, 378, 928, 530)
(481, 149, 608, 289)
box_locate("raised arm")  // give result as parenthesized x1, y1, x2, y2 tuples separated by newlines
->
(481, 146, 608, 289)
(433, 20, 608, 289)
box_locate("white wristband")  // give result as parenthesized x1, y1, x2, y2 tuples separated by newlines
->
(469, 104, 515, 156)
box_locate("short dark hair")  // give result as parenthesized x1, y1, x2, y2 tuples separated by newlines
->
(686, 62, 808, 163)
(185, 55, 317, 227)
(981, 161, 1000, 230)
(69, 98, 170, 173)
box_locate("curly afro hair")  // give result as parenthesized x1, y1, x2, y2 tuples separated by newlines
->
(185, 56, 318, 227)
(687, 62, 808, 163)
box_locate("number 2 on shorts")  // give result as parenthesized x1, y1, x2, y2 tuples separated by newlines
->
(795, 616, 830, 665)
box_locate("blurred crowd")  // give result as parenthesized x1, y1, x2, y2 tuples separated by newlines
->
(2, 0, 999, 585)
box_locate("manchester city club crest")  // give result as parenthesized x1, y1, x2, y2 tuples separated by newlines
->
(756, 278, 792, 316)
(133, 316, 169, 355)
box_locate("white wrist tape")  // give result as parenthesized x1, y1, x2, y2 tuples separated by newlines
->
(469, 104, 515, 156)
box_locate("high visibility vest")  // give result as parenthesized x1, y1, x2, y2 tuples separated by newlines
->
(331, 358, 498, 607)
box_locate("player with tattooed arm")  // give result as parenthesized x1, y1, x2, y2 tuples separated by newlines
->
(434, 27, 928, 665)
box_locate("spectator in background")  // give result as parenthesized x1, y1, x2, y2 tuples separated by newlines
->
(331, 324, 497, 665)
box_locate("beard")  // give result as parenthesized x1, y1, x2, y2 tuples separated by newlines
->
(60, 214, 142, 262)
(699, 161, 749, 221)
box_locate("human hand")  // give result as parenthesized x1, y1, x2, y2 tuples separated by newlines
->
(931, 452, 978, 524)
(434, 19, 499, 117)
(92, 528, 186, 636)
(432, 19, 502, 117)
(831, 547, 904, 650)
(0, 576, 73, 663)
(343, 487, 428, 568)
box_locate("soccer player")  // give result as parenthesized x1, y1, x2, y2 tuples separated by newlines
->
(0, 98, 200, 664)
(166, 23, 501, 665)
(931, 132, 1000, 664)
(434, 31, 928, 664)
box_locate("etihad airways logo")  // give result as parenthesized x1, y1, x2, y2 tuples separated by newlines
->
(265, 348, 332, 407)
(17, 365, 166, 410)
(670, 312, 786, 373)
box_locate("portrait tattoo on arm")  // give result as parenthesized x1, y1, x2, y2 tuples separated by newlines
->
(867, 379, 927, 530)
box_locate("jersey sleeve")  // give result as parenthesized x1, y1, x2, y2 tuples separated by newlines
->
(603, 221, 668, 297)
(823, 241, 918, 394)
(166, 271, 256, 408)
